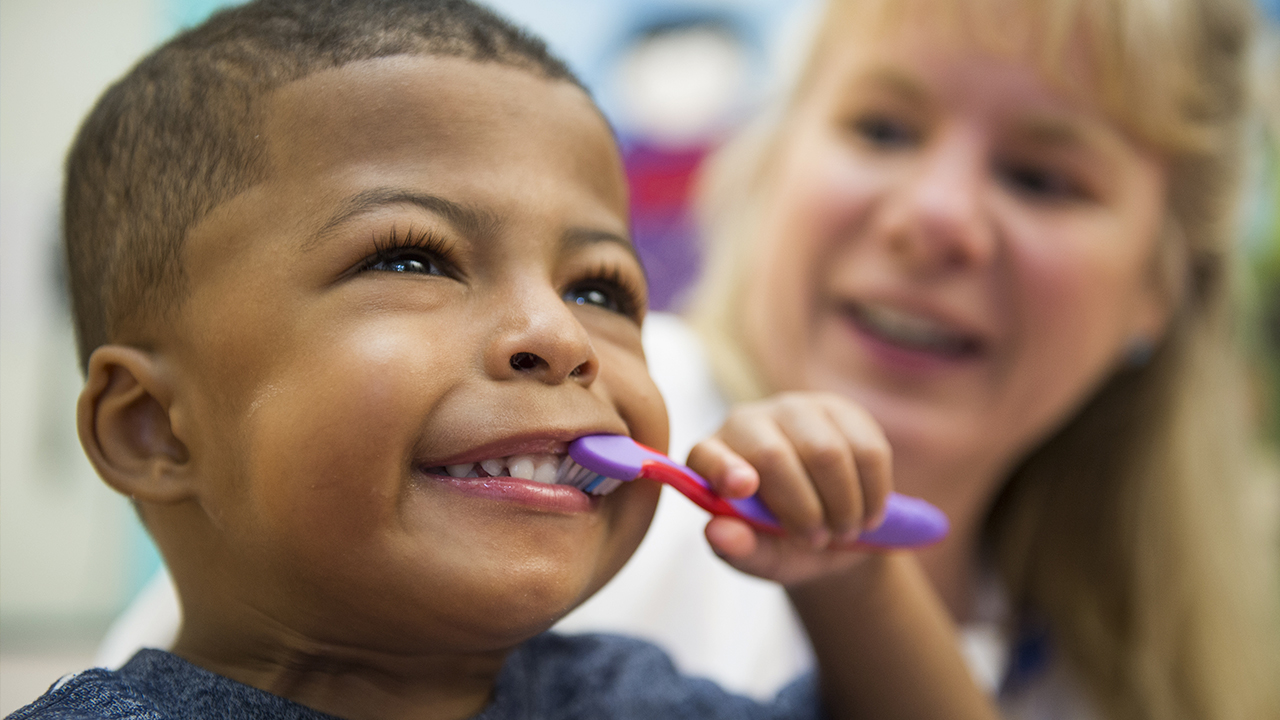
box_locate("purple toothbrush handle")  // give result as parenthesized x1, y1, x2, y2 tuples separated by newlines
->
(723, 492, 947, 548)
(856, 493, 949, 548)
(570, 435, 949, 549)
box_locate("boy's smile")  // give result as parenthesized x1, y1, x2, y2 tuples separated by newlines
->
(140, 56, 667, 662)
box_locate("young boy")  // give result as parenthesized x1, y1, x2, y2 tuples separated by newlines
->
(11, 1, 994, 718)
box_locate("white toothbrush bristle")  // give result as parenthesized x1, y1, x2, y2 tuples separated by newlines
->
(556, 456, 618, 495)
(594, 478, 624, 495)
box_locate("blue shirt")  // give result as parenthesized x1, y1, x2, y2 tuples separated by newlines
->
(7, 633, 822, 719)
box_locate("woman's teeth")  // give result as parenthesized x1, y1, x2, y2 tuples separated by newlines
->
(429, 454, 563, 483)
(851, 303, 979, 356)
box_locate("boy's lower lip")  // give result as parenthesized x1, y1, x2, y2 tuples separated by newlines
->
(425, 473, 597, 513)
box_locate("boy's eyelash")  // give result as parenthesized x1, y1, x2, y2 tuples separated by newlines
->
(356, 229, 645, 318)
(361, 226, 456, 274)
(571, 263, 647, 320)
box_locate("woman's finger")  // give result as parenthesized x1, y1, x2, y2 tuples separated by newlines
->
(717, 406, 828, 546)
(770, 394, 863, 542)
(825, 399, 892, 531)
(704, 516, 757, 560)
(686, 436, 759, 499)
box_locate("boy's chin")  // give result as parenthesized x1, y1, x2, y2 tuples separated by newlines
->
(363, 573, 612, 655)
(304, 534, 644, 655)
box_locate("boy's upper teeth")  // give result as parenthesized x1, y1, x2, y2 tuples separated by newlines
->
(433, 453, 563, 483)
(508, 455, 536, 481)
(532, 457, 560, 484)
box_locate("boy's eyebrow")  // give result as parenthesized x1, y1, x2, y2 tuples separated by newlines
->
(308, 188, 640, 264)
(307, 187, 501, 248)
(562, 227, 642, 265)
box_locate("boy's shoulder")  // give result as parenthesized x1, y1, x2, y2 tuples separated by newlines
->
(7, 636, 819, 720)
(499, 633, 819, 720)
(4, 650, 339, 720)
(4, 666, 157, 720)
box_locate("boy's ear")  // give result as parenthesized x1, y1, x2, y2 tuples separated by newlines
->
(78, 345, 196, 503)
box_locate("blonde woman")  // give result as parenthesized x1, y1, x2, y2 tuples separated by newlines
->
(100, 0, 1278, 717)
(567, 0, 1280, 717)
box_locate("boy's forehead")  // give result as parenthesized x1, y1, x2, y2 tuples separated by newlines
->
(239, 55, 629, 241)
(180, 54, 631, 279)
(260, 55, 617, 180)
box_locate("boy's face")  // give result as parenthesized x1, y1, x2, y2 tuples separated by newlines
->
(159, 56, 666, 653)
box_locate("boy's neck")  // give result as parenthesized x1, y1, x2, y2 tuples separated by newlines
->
(172, 618, 508, 720)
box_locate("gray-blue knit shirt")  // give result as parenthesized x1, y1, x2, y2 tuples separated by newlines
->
(8, 633, 822, 719)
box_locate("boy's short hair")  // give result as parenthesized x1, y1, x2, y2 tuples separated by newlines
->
(64, 0, 584, 370)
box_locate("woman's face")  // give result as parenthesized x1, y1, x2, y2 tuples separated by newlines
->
(741, 19, 1173, 500)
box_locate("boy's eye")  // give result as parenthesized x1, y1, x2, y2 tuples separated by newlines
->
(564, 286, 623, 313)
(365, 252, 444, 275)
(562, 269, 645, 322)
(850, 114, 921, 150)
(357, 228, 456, 277)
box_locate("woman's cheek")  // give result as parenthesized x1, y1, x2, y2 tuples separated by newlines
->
(1004, 237, 1140, 425)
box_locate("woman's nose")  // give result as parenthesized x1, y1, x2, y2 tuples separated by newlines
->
(879, 128, 996, 273)
(485, 285, 598, 385)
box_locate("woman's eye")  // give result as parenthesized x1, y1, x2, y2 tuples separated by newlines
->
(997, 162, 1085, 201)
(851, 114, 920, 150)
(564, 286, 623, 314)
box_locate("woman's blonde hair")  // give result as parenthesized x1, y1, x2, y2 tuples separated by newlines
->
(688, 0, 1280, 718)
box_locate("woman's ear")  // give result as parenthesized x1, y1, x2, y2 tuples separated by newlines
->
(1130, 216, 1190, 350)
(77, 345, 195, 503)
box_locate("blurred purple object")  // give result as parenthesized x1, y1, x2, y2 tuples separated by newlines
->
(624, 140, 710, 311)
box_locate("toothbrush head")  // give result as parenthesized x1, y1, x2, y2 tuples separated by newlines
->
(568, 434, 650, 480)
(556, 434, 657, 496)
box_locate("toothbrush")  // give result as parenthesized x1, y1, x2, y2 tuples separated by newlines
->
(557, 434, 948, 549)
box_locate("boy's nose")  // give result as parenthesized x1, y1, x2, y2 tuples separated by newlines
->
(508, 350, 592, 380)
(877, 128, 996, 273)
(486, 286, 599, 386)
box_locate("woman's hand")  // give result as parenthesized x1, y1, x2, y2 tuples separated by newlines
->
(686, 391, 893, 586)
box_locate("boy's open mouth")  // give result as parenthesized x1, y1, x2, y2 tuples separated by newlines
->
(420, 452, 600, 513)
(421, 453, 573, 484)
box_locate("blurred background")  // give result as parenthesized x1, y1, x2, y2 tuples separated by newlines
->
(1, 0, 1276, 713)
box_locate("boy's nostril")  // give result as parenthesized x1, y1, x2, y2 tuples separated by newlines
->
(510, 352, 543, 371)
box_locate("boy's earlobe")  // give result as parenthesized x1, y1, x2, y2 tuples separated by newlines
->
(78, 346, 196, 503)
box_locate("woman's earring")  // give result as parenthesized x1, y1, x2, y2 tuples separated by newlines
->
(1124, 337, 1155, 368)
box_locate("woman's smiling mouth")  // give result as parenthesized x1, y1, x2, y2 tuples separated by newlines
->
(840, 301, 985, 361)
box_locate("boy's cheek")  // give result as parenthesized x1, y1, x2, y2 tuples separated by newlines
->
(596, 344, 669, 454)
(185, 339, 431, 536)
(578, 482, 659, 607)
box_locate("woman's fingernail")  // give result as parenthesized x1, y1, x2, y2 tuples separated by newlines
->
(837, 527, 862, 546)
(865, 510, 886, 531)
(808, 528, 832, 549)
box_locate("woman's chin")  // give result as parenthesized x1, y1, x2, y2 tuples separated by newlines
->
(813, 377, 1005, 482)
